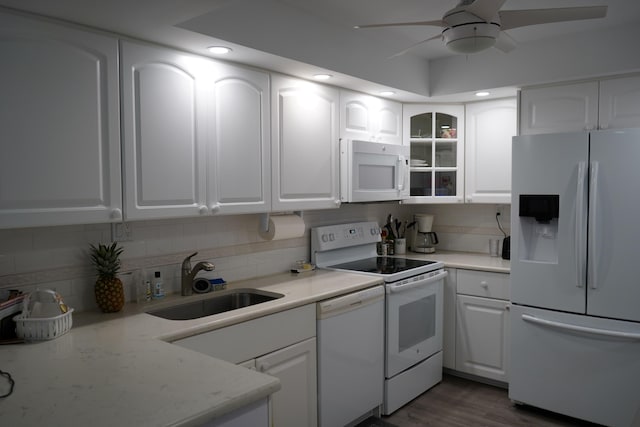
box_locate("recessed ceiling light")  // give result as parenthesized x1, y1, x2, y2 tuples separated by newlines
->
(208, 46, 232, 54)
(475, 91, 490, 97)
(380, 91, 395, 96)
(313, 74, 332, 80)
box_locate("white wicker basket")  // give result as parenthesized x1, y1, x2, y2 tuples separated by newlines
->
(12, 289, 73, 341)
(13, 309, 74, 341)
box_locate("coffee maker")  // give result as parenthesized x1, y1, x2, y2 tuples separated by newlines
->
(411, 214, 439, 254)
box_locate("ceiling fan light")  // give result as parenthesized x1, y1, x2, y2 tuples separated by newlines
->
(443, 22, 499, 54)
(447, 37, 496, 53)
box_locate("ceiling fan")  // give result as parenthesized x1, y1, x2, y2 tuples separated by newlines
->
(354, 0, 608, 56)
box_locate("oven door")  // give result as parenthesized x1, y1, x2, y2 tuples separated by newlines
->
(385, 270, 446, 378)
(340, 139, 409, 203)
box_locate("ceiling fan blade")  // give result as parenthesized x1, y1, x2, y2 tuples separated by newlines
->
(500, 6, 607, 31)
(493, 31, 516, 53)
(465, 0, 507, 22)
(388, 34, 442, 59)
(354, 20, 446, 29)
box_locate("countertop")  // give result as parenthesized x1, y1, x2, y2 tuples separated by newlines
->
(0, 251, 505, 427)
(396, 250, 510, 273)
(0, 270, 383, 427)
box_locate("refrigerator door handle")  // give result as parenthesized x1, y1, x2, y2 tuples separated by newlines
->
(588, 162, 599, 289)
(522, 314, 640, 341)
(575, 161, 587, 288)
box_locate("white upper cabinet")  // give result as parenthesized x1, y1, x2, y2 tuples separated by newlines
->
(208, 62, 271, 215)
(464, 98, 517, 204)
(403, 104, 465, 204)
(121, 40, 210, 220)
(519, 81, 599, 135)
(271, 74, 340, 211)
(520, 74, 640, 135)
(0, 12, 122, 228)
(121, 41, 271, 220)
(340, 90, 402, 144)
(598, 75, 640, 130)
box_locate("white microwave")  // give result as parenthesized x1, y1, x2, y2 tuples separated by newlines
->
(340, 139, 410, 203)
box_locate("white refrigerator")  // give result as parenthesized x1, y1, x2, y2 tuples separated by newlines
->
(510, 129, 640, 427)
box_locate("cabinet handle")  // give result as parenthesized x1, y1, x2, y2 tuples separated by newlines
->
(599, 124, 609, 130)
(199, 205, 210, 215)
(334, 199, 341, 206)
(209, 204, 221, 214)
(505, 304, 510, 311)
(257, 361, 270, 372)
(110, 208, 122, 220)
(466, 196, 472, 202)
(480, 281, 488, 288)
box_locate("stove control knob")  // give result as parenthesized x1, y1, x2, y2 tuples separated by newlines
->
(321, 234, 329, 242)
(329, 233, 335, 241)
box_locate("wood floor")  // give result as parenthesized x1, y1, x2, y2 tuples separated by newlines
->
(383, 374, 601, 427)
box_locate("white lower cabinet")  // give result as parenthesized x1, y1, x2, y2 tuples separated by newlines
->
(173, 304, 317, 427)
(451, 269, 510, 383)
(255, 338, 317, 427)
(204, 398, 269, 427)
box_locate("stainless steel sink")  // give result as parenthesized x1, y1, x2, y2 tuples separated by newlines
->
(146, 288, 284, 320)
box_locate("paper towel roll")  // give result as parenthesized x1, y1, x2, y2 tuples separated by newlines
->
(259, 214, 305, 241)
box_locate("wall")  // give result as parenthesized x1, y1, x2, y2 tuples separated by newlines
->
(0, 202, 506, 312)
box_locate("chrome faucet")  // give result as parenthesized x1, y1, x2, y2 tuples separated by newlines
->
(181, 252, 215, 296)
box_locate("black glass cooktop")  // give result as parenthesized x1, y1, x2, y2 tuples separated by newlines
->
(329, 257, 438, 275)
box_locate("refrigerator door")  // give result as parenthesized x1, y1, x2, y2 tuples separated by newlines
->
(510, 305, 640, 427)
(588, 128, 640, 322)
(511, 133, 588, 313)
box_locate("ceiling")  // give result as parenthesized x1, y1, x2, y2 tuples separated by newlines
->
(1, 0, 639, 102)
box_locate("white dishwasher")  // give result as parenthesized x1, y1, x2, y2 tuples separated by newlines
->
(317, 285, 385, 427)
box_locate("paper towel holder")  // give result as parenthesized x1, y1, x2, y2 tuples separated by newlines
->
(260, 211, 304, 233)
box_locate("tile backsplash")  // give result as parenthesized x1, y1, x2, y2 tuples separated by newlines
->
(0, 202, 509, 312)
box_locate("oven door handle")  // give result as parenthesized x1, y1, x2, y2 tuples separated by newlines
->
(387, 270, 447, 293)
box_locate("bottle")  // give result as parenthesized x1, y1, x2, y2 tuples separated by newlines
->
(144, 280, 152, 302)
(153, 271, 164, 299)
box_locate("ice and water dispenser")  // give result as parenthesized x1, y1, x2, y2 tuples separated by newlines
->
(518, 195, 560, 263)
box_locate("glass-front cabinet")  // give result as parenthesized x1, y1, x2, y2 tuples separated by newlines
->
(403, 104, 464, 203)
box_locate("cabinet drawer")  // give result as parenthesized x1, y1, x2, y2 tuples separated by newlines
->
(457, 269, 510, 300)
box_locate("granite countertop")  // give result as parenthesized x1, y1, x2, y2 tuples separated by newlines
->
(0, 251, 505, 427)
(0, 270, 383, 427)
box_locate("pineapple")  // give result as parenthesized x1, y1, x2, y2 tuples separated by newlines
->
(89, 242, 125, 313)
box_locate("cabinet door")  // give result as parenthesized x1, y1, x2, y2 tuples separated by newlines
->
(340, 90, 371, 141)
(271, 74, 340, 211)
(456, 294, 509, 382)
(209, 63, 270, 214)
(256, 337, 317, 427)
(598, 75, 640, 130)
(0, 12, 122, 228)
(519, 82, 599, 135)
(121, 40, 209, 220)
(373, 98, 402, 144)
(464, 98, 516, 204)
(403, 104, 465, 204)
(340, 90, 402, 144)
